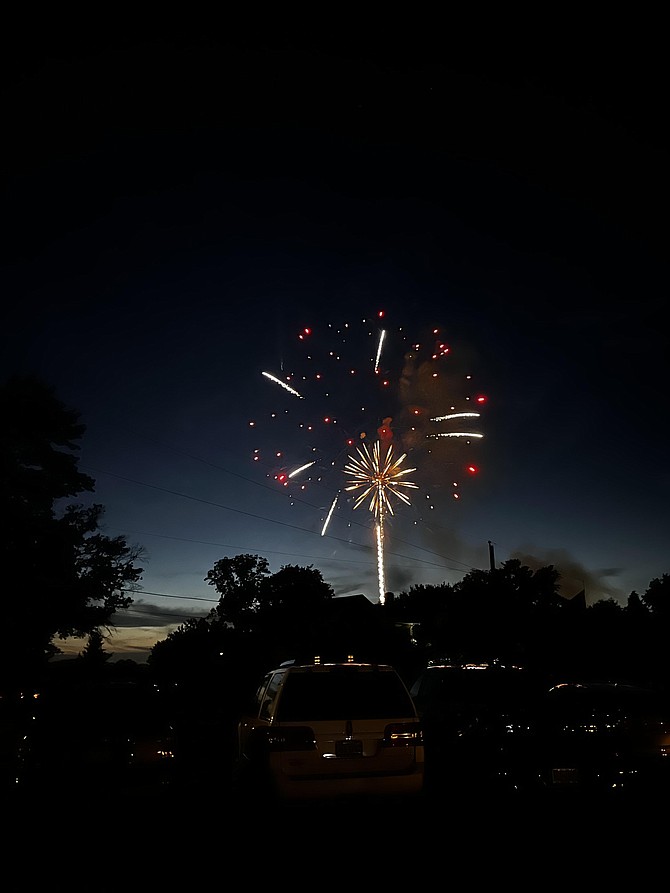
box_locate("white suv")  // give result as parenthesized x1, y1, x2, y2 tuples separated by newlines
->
(234, 660, 424, 804)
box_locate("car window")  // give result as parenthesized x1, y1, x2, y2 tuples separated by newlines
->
(276, 669, 414, 721)
(259, 672, 284, 721)
(245, 674, 270, 714)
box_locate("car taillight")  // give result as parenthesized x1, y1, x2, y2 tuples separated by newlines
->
(382, 723, 423, 747)
(265, 726, 317, 752)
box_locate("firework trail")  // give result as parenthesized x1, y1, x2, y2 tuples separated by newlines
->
(250, 311, 486, 602)
(343, 440, 418, 602)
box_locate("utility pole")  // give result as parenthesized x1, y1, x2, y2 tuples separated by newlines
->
(488, 540, 495, 571)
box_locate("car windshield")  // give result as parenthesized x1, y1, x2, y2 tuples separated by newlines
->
(276, 668, 414, 721)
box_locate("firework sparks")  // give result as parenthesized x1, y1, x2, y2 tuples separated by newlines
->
(252, 313, 486, 602)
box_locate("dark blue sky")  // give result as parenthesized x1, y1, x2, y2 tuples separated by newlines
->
(2, 26, 668, 659)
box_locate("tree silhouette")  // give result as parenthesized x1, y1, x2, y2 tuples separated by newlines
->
(641, 574, 670, 619)
(639, 575, 670, 687)
(152, 557, 414, 681)
(205, 556, 336, 668)
(388, 559, 567, 671)
(205, 553, 272, 632)
(151, 553, 670, 692)
(79, 628, 111, 667)
(1, 375, 144, 688)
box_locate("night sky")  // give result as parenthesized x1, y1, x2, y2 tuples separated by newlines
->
(2, 24, 668, 660)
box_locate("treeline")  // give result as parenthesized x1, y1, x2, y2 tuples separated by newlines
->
(147, 553, 670, 696)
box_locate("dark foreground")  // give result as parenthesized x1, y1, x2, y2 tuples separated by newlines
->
(7, 778, 666, 878)
(6, 767, 668, 890)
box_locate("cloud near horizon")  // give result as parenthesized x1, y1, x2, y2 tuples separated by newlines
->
(510, 548, 625, 605)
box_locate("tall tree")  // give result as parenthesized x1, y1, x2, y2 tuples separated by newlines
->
(78, 628, 111, 667)
(639, 575, 670, 687)
(205, 555, 335, 647)
(1, 375, 144, 686)
(205, 553, 271, 632)
(152, 556, 340, 677)
(641, 574, 670, 619)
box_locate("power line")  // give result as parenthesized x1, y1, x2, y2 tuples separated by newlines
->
(124, 589, 218, 603)
(113, 526, 474, 575)
(84, 465, 479, 573)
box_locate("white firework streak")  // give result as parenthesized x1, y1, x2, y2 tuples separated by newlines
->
(374, 329, 386, 374)
(262, 371, 303, 398)
(289, 461, 316, 478)
(430, 412, 481, 422)
(320, 494, 339, 536)
(429, 432, 484, 439)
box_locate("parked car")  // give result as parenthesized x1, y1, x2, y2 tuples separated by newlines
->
(528, 680, 670, 797)
(411, 663, 670, 800)
(18, 680, 178, 792)
(409, 661, 544, 796)
(233, 659, 425, 804)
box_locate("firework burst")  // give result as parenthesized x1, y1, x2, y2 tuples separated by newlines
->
(343, 441, 418, 602)
(249, 311, 486, 601)
(344, 441, 417, 518)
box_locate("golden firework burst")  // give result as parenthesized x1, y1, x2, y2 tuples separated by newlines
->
(343, 441, 418, 520)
